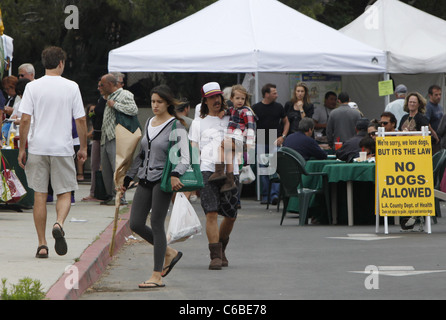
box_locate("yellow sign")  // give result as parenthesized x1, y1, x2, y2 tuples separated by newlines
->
(378, 80, 394, 96)
(376, 135, 435, 217)
(0, 9, 4, 35)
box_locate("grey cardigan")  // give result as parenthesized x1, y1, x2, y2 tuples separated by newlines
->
(126, 118, 190, 182)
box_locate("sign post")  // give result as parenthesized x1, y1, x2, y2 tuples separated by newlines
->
(375, 127, 435, 234)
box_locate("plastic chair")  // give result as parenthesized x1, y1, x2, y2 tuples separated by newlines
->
(276, 147, 332, 226)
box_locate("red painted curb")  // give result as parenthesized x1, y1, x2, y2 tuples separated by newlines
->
(45, 212, 132, 300)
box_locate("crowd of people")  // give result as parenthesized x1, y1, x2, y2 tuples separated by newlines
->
(1, 46, 444, 289)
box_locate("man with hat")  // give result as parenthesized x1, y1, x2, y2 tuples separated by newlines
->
(385, 84, 408, 128)
(189, 82, 239, 270)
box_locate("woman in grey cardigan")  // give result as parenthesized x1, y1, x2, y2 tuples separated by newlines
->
(121, 85, 190, 288)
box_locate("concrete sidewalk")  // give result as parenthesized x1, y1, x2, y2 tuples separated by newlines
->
(0, 183, 134, 300)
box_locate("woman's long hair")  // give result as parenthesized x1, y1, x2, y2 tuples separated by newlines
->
(403, 92, 427, 114)
(150, 85, 186, 126)
(291, 82, 311, 105)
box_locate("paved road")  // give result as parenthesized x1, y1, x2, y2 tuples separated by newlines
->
(81, 199, 446, 301)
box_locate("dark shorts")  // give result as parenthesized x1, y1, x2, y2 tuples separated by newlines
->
(200, 171, 239, 219)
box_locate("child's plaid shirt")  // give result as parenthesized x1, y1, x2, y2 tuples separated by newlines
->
(226, 106, 256, 146)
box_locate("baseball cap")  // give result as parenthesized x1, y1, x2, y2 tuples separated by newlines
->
(395, 84, 407, 93)
(356, 118, 370, 131)
(201, 82, 223, 98)
(348, 102, 359, 109)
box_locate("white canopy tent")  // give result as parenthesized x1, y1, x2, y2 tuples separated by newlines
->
(340, 0, 446, 116)
(0, 34, 13, 77)
(109, 0, 389, 200)
(340, 0, 446, 74)
(108, 0, 387, 102)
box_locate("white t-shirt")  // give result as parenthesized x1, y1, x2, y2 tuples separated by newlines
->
(148, 117, 174, 140)
(189, 115, 239, 174)
(385, 98, 407, 128)
(19, 75, 85, 156)
(194, 103, 201, 119)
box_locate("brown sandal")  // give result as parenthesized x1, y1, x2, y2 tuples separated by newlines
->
(35, 245, 49, 259)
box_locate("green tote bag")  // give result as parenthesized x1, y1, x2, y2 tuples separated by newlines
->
(160, 120, 204, 193)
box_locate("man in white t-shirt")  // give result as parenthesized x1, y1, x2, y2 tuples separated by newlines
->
(18, 46, 87, 258)
(384, 84, 407, 128)
(189, 82, 239, 271)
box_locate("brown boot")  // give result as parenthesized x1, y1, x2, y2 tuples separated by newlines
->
(220, 237, 229, 267)
(208, 243, 222, 270)
(208, 164, 226, 182)
(220, 172, 237, 193)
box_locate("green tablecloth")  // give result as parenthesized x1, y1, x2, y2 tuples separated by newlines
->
(320, 162, 375, 185)
(1, 149, 34, 208)
(287, 159, 344, 213)
(287, 161, 376, 225)
(323, 162, 376, 225)
(303, 159, 344, 189)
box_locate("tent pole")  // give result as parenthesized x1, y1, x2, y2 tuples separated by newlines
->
(384, 72, 390, 107)
(255, 72, 260, 103)
(255, 71, 261, 201)
(384, 51, 391, 107)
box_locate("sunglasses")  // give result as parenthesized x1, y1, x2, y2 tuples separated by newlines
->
(18, 74, 25, 78)
(379, 121, 389, 126)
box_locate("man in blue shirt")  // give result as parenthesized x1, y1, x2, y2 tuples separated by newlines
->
(283, 117, 327, 160)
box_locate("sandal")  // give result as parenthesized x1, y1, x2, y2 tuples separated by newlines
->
(77, 174, 84, 181)
(35, 245, 49, 259)
(162, 251, 183, 278)
(52, 223, 68, 256)
(138, 281, 165, 289)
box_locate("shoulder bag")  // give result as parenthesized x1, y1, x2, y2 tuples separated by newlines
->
(160, 120, 203, 193)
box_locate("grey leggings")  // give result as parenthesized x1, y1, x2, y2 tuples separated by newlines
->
(129, 181, 172, 272)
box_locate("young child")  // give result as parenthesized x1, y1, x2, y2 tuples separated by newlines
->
(208, 85, 256, 193)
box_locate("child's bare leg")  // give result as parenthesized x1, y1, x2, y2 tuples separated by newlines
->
(225, 140, 234, 174)
(220, 138, 237, 193)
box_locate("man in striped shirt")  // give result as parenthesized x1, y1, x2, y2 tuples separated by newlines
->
(99, 73, 138, 205)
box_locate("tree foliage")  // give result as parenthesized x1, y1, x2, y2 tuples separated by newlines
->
(1, 0, 445, 105)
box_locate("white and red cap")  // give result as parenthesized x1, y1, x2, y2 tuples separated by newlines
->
(201, 82, 223, 98)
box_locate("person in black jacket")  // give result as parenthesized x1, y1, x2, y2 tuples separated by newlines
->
(336, 118, 369, 162)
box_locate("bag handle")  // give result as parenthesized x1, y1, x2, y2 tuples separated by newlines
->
(0, 151, 11, 171)
(167, 119, 177, 150)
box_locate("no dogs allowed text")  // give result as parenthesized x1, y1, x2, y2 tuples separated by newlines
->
(376, 135, 434, 217)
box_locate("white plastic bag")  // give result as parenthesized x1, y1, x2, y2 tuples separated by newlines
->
(239, 165, 255, 184)
(167, 192, 202, 244)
